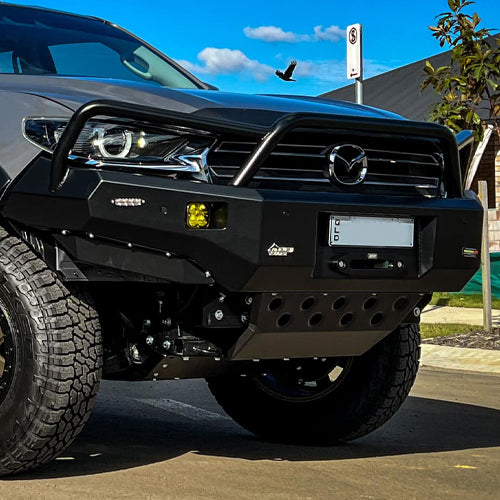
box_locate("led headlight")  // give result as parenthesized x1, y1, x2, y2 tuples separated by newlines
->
(23, 118, 215, 182)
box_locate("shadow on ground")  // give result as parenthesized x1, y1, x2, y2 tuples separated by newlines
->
(6, 388, 500, 480)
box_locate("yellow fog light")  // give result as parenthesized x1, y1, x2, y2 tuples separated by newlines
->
(186, 202, 210, 228)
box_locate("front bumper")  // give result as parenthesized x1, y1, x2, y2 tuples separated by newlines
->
(2, 157, 483, 293)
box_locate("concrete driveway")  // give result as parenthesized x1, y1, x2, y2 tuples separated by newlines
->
(2, 368, 500, 500)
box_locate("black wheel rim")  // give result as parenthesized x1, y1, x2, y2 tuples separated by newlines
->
(254, 357, 354, 403)
(0, 302, 16, 406)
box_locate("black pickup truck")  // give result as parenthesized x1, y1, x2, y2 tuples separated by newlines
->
(0, 2, 482, 475)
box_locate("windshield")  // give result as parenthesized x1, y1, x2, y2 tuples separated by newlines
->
(0, 5, 201, 89)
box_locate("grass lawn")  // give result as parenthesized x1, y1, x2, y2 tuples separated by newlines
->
(429, 292, 500, 309)
(420, 323, 482, 339)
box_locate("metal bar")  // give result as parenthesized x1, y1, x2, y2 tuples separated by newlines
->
(50, 100, 464, 198)
(478, 181, 492, 332)
(229, 112, 462, 194)
(50, 99, 266, 191)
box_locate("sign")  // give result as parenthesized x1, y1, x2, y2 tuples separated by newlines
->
(346, 23, 362, 79)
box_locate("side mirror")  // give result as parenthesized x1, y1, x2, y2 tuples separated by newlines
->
(456, 130, 475, 188)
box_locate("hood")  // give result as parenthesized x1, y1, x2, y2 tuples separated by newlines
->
(0, 75, 404, 127)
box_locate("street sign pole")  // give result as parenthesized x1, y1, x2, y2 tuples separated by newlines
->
(355, 78, 363, 105)
(347, 23, 363, 104)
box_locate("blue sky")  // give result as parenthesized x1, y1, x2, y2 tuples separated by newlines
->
(8, 0, 500, 96)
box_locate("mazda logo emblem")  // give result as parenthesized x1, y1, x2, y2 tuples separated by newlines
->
(327, 144, 368, 186)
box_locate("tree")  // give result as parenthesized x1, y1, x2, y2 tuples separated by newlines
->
(421, 0, 500, 142)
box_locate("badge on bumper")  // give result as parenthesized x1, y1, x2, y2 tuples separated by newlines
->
(268, 243, 295, 257)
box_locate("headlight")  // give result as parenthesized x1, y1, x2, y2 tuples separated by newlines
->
(23, 118, 215, 182)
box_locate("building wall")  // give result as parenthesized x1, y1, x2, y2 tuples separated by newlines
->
(470, 131, 499, 208)
(488, 207, 500, 252)
(470, 131, 500, 250)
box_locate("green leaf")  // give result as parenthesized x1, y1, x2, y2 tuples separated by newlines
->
(422, 0, 500, 135)
(487, 79, 498, 91)
(424, 60, 435, 74)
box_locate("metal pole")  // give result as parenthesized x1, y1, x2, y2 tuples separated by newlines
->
(478, 180, 492, 332)
(355, 78, 363, 104)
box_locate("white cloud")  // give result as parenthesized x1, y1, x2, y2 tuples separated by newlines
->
(244, 25, 346, 43)
(176, 59, 197, 72)
(291, 58, 393, 84)
(177, 49, 392, 87)
(243, 26, 304, 43)
(178, 47, 274, 81)
(313, 25, 345, 42)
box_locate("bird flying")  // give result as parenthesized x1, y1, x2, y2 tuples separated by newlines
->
(276, 60, 297, 81)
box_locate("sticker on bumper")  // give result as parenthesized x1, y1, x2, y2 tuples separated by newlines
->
(268, 243, 295, 257)
(462, 247, 479, 258)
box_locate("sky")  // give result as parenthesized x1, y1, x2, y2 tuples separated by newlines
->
(7, 0, 500, 96)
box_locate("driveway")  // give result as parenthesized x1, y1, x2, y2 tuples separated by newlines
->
(3, 368, 500, 500)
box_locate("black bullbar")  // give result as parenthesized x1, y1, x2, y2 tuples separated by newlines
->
(2, 156, 483, 292)
(50, 99, 464, 195)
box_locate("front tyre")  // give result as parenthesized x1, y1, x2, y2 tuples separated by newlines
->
(0, 228, 102, 476)
(208, 323, 420, 444)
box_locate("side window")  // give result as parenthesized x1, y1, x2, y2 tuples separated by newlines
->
(0, 51, 14, 73)
(49, 42, 144, 82)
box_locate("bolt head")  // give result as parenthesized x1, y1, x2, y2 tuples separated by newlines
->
(145, 335, 155, 346)
(338, 260, 346, 269)
(130, 345, 141, 361)
(397, 261, 404, 269)
(162, 340, 172, 351)
(413, 307, 421, 317)
(245, 296, 253, 305)
(214, 309, 224, 321)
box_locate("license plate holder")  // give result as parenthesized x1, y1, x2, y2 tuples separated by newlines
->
(328, 215, 414, 248)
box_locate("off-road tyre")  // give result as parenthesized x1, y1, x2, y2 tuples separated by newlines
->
(208, 323, 420, 444)
(0, 227, 102, 476)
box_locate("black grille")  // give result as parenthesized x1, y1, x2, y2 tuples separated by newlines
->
(207, 129, 444, 197)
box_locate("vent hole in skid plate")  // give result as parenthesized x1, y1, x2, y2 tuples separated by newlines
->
(370, 312, 384, 327)
(301, 296, 316, 311)
(339, 313, 354, 327)
(363, 297, 377, 310)
(333, 296, 347, 311)
(268, 297, 283, 311)
(277, 313, 292, 328)
(393, 296, 410, 311)
(308, 313, 323, 327)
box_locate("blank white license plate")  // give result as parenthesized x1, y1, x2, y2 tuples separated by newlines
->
(329, 215, 414, 248)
